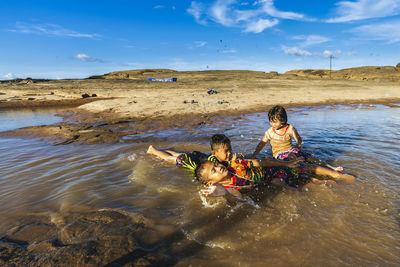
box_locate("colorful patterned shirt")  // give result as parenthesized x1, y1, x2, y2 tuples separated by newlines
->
(176, 152, 228, 172)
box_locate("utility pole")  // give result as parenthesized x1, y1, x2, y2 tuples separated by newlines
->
(329, 55, 333, 79)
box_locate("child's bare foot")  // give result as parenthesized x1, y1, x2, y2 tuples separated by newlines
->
(332, 166, 343, 172)
(147, 145, 155, 155)
(326, 163, 343, 172)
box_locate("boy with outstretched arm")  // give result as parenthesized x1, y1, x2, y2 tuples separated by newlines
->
(147, 134, 233, 172)
(147, 133, 300, 173)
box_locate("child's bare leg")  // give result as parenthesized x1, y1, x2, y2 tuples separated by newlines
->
(147, 145, 178, 163)
(304, 164, 355, 184)
(301, 178, 337, 191)
(306, 154, 343, 172)
(165, 150, 182, 157)
(310, 178, 337, 186)
(301, 181, 319, 191)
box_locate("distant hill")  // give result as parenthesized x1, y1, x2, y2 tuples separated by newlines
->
(88, 69, 269, 81)
(283, 64, 400, 82)
(88, 63, 400, 82)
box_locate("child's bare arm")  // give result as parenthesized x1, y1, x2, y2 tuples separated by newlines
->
(291, 126, 303, 148)
(251, 134, 269, 158)
(247, 157, 303, 168)
(200, 183, 244, 204)
(147, 145, 178, 163)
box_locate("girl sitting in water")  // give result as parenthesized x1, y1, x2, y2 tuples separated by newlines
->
(252, 105, 343, 172)
(197, 157, 355, 200)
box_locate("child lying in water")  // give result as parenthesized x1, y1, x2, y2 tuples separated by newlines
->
(147, 134, 233, 171)
(196, 159, 355, 200)
(147, 133, 355, 202)
(147, 133, 300, 172)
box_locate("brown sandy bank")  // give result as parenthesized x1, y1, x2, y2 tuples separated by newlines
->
(0, 208, 191, 265)
(1, 69, 399, 144)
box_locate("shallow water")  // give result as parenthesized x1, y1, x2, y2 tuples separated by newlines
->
(0, 104, 399, 266)
(0, 108, 64, 132)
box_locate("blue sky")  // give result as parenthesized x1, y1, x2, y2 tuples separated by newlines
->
(1, 0, 400, 79)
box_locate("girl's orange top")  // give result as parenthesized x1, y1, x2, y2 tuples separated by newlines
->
(265, 124, 294, 158)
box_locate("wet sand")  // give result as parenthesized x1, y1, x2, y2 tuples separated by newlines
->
(1, 70, 400, 144)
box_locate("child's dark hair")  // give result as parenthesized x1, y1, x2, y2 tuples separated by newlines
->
(194, 161, 209, 184)
(268, 105, 287, 124)
(210, 134, 231, 150)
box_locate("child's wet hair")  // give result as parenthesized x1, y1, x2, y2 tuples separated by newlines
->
(194, 161, 211, 184)
(210, 134, 231, 151)
(268, 105, 287, 124)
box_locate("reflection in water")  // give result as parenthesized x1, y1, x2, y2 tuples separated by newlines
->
(0, 104, 399, 265)
(0, 108, 64, 132)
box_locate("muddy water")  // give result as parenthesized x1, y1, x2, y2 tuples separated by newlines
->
(0, 105, 399, 266)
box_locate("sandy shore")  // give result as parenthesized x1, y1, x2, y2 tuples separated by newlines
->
(1, 70, 399, 143)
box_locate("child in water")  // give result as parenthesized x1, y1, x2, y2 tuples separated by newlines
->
(147, 133, 301, 173)
(147, 134, 233, 172)
(197, 159, 355, 200)
(252, 105, 343, 172)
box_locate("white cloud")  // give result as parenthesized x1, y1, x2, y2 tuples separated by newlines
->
(292, 35, 330, 47)
(210, 0, 236, 26)
(282, 46, 312, 56)
(283, 46, 346, 58)
(351, 20, 400, 43)
(187, 2, 208, 25)
(3, 73, 14, 79)
(244, 18, 279, 33)
(187, 0, 307, 33)
(9, 23, 101, 39)
(195, 41, 207, 47)
(323, 50, 334, 57)
(154, 5, 164, 9)
(326, 0, 400, 23)
(258, 0, 305, 20)
(73, 54, 104, 63)
(234, 9, 260, 22)
(1, 71, 98, 79)
(313, 50, 343, 58)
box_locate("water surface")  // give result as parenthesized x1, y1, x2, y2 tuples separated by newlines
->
(0, 104, 399, 266)
(0, 108, 64, 132)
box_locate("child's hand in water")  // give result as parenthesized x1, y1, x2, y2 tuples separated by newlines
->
(201, 183, 227, 197)
(294, 142, 303, 149)
(287, 157, 304, 168)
